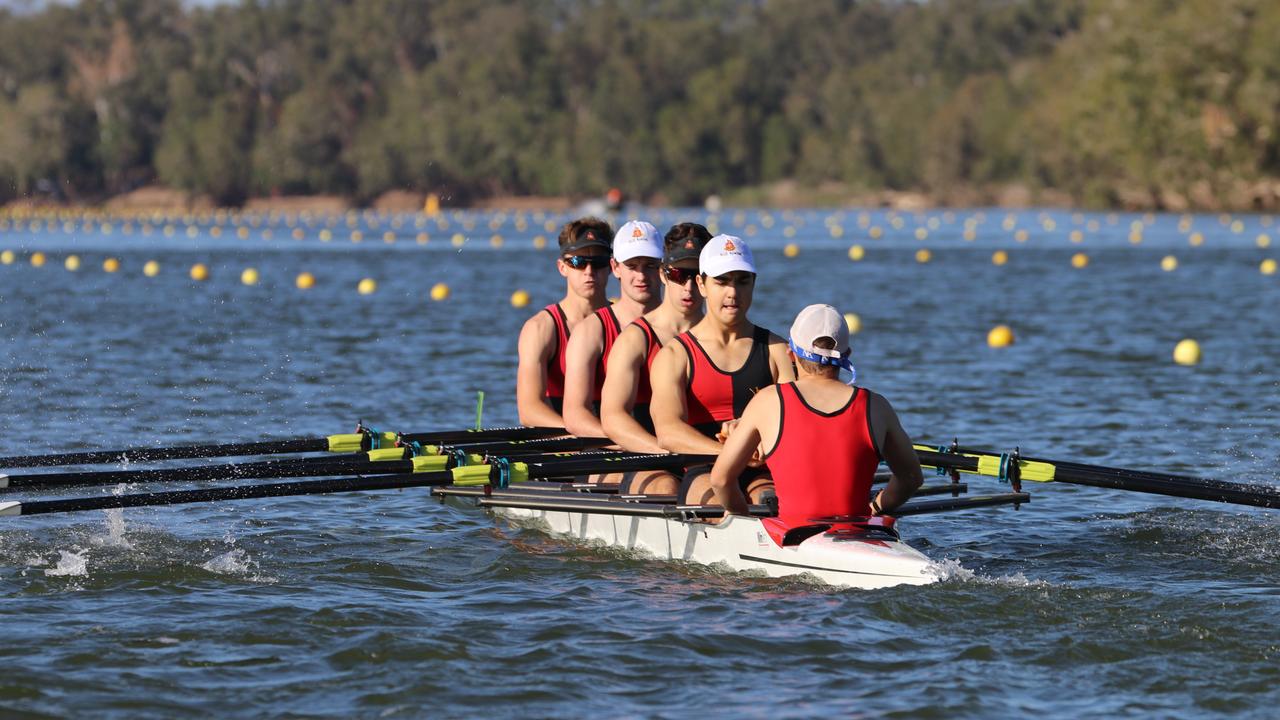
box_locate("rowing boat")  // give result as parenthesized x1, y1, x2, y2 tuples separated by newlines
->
(435, 482, 942, 589)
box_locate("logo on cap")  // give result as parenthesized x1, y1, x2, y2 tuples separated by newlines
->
(632, 227, 644, 238)
(584, 232, 596, 241)
(724, 239, 736, 252)
(684, 240, 695, 249)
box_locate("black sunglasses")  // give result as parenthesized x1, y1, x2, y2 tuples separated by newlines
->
(663, 265, 698, 284)
(561, 254, 611, 270)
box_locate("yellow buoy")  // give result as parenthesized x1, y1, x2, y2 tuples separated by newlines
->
(430, 282, 450, 301)
(1189, 232, 1204, 247)
(319, 229, 333, 242)
(510, 289, 530, 308)
(829, 225, 844, 238)
(424, 193, 440, 216)
(31, 252, 46, 267)
(295, 272, 316, 289)
(1257, 234, 1272, 249)
(350, 230, 363, 243)
(451, 233, 466, 248)
(1014, 229, 1029, 243)
(1173, 338, 1201, 366)
(0, 250, 13, 265)
(240, 267, 259, 286)
(491, 234, 504, 248)
(416, 232, 429, 245)
(1071, 252, 1089, 268)
(783, 242, 799, 258)
(143, 260, 160, 277)
(847, 245, 865, 261)
(1231, 220, 1244, 233)
(987, 325, 1015, 348)
(357, 278, 377, 295)
(384, 231, 397, 244)
(963, 229, 977, 242)
(64, 255, 80, 271)
(236, 226, 249, 239)
(868, 226, 883, 240)
(103, 257, 120, 273)
(843, 312, 861, 335)
(1261, 258, 1278, 276)
(532, 235, 547, 249)
(190, 263, 209, 281)
(292, 228, 305, 240)
(915, 249, 932, 264)
(1160, 255, 1178, 272)
(992, 250, 1009, 266)
(1128, 231, 1143, 245)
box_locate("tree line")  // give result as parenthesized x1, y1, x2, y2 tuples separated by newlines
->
(0, 0, 1276, 210)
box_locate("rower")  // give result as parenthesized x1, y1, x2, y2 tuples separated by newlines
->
(516, 217, 614, 428)
(561, 221, 664, 438)
(599, 223, 711, 495)
(708, 304, 923, 523)
(649, 234, 795, 505)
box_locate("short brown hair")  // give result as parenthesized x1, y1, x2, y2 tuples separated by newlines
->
(558, 217, 614, 252)
(795, 337, 841, 378)
(663, 223, 712, 254)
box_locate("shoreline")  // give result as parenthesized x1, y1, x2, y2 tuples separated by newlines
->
(4, 180, 1280, 216)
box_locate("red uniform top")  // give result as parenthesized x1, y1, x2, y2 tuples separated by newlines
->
(674, 325, 774, 437)
(763, 382, 882, 527)
(543, 303, 570, 412)
(591, 306, 622, 403)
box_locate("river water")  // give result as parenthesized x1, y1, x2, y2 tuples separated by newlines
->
(0, 207, 1278, 717)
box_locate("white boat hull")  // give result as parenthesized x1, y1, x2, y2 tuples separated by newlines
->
(489, 504, 937, 590)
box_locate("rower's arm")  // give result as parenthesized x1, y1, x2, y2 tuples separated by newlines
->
(650, 342, 725, 455)
(561, 315, 607, 438)
(766, 332, 798, 383)
(516, 313, 565, 428)
(600, 326, 664, 453)
(868, 392, 923, 514)
(710, 392, 773, 515)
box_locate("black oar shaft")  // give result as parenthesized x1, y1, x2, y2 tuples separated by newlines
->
(0, 438, 327, 470)
(1, 455, 376, 490)
(1, 472, 448, 517)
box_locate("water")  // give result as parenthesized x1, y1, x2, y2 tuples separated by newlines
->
(0, 208, 1278, 717)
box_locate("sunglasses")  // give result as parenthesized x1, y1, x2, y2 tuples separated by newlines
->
(662, 265, 698, 284)
(560, 254, 611, 270)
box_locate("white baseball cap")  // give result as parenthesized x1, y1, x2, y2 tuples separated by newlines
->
(613, 221, 663, 262)
(700, 234, 757, 278)
(789, 304, 855, 383)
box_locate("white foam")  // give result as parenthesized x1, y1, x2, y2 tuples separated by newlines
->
(202, 548, 256, 576)
(93, 508, 133, 549)
(45, 549, 88, 577)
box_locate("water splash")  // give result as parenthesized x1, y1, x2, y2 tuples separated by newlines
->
(45, 548, 88, 577)
(94, 508, 133, 549)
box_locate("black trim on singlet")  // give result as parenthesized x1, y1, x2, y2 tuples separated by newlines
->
(793, 384, 858, 418)
(865, 386, 885, 458)
(600, 306, 622, 336)
(544, 303, 569, 352)
(548, 396, 564, 414)
(632, 403, 653, 434)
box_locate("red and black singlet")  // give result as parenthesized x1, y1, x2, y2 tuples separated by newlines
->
(763, 382, 882, 527)
(543, 303, 570, 413)
(675, 325, 774, 437)
(591, 306, 622, 403)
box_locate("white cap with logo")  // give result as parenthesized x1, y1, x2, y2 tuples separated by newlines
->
(789, 303, 855, 382)
(699, 234, 757, 277)
(613, 221, 663, 262)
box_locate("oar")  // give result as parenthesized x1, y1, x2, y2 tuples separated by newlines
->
(0, 452, 716, 517)
(915, 444, 1280, 509)
(0, 425, 565, 469)
(0, 436, 615, 492)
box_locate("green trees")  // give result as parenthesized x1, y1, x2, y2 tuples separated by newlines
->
(0, 0, 1277, 209)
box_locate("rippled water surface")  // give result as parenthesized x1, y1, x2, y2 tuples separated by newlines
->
(1, 208, 1279, 717)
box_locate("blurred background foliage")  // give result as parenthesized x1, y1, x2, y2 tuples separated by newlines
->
(0, 0, 1277, 209)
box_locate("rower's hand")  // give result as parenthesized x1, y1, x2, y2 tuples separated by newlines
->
(716, 419, 740, 444)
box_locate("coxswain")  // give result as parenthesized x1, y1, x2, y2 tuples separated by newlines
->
(561, 221, 664, 438)
(599, 223, 712, 495)
(649, 234, 795, 504)
(708, 304, 923, 523)
(516, 217, 614, 427)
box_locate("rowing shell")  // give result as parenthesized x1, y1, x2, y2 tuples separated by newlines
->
(437, 488, 937, 589)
